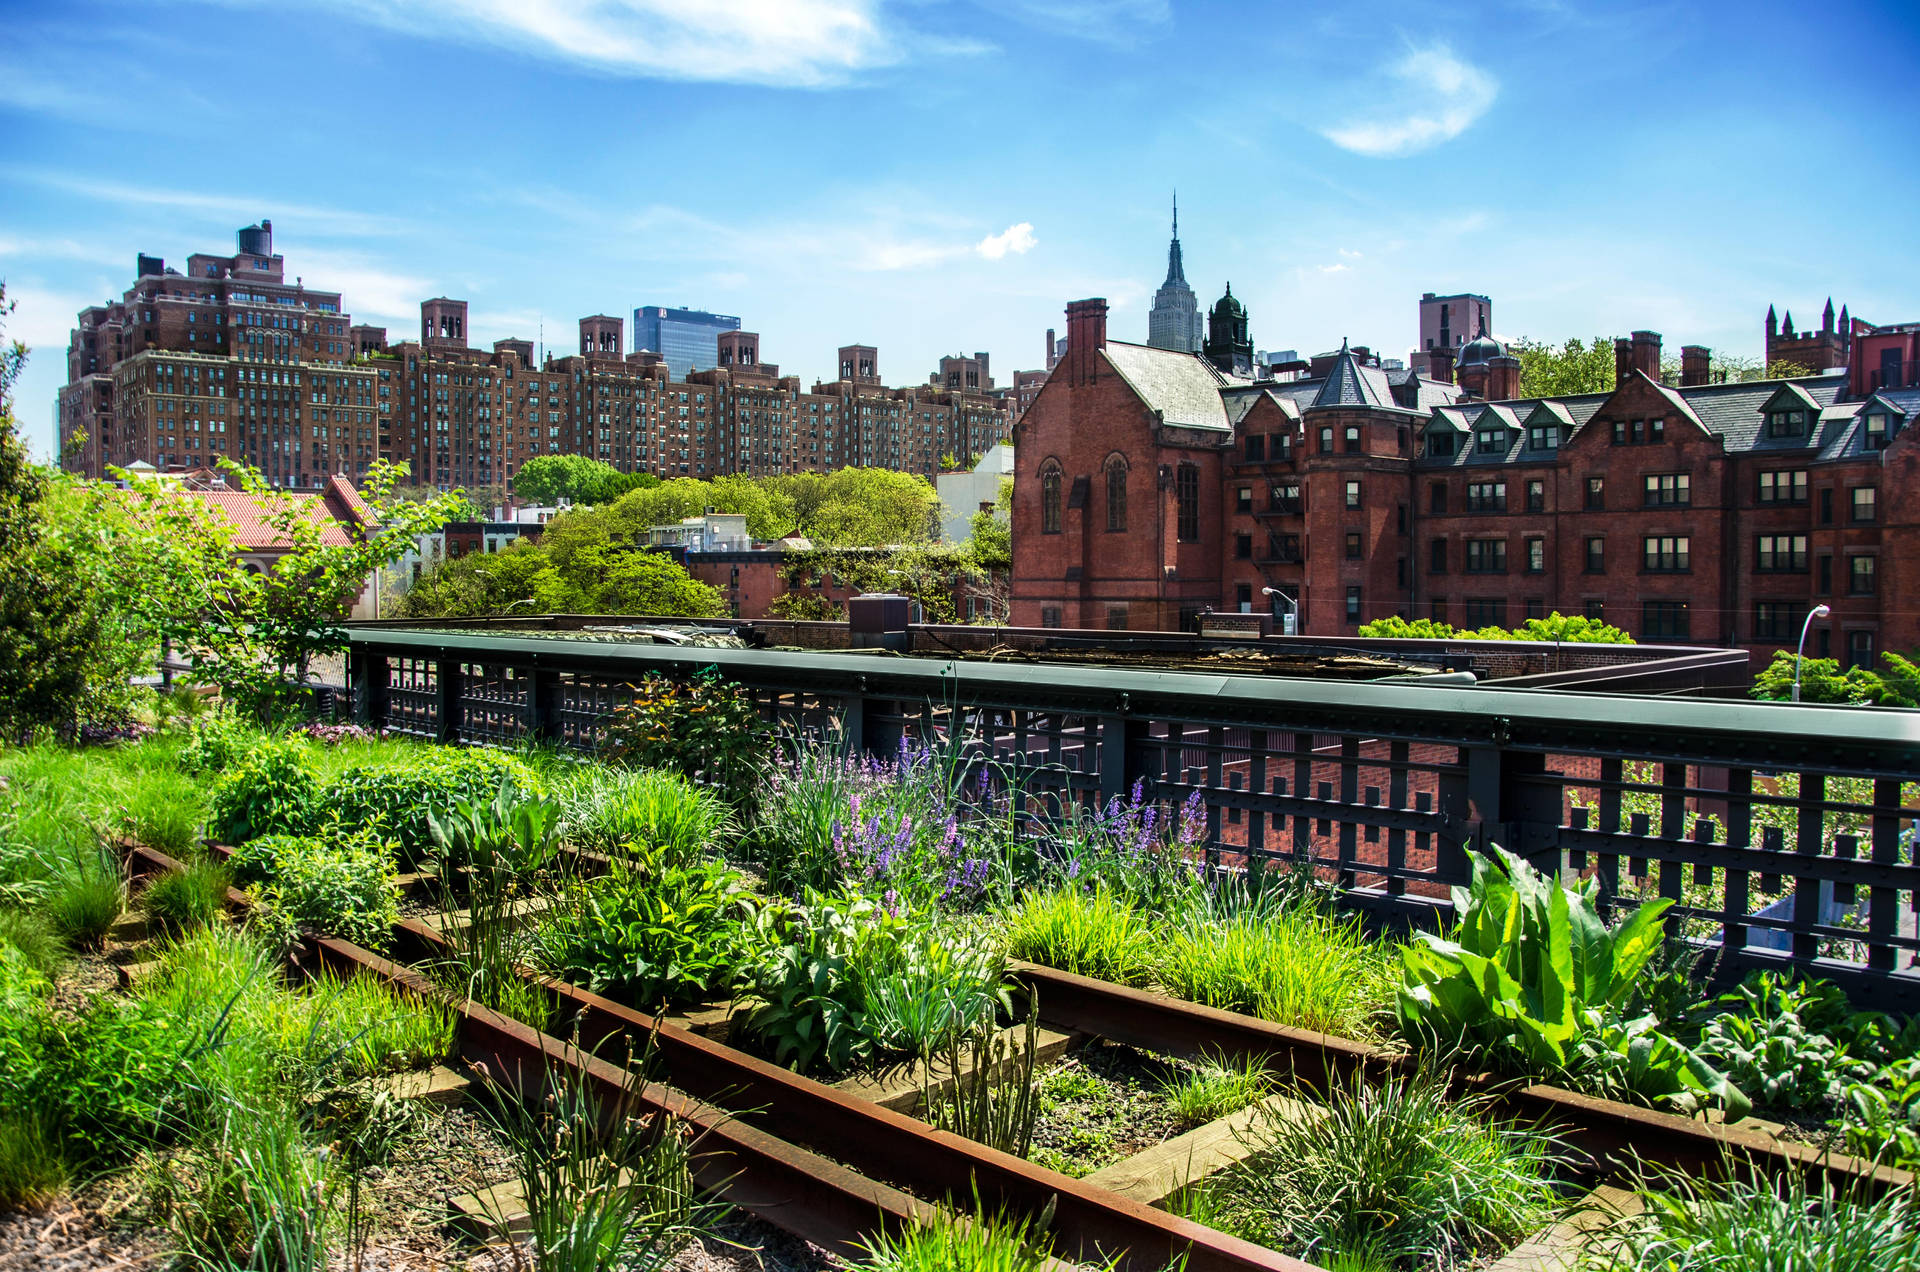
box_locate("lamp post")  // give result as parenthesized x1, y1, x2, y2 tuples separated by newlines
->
(1792, 604, 1831, 703)
(1262, 586, 1298, 636)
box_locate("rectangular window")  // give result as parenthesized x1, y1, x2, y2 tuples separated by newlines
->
(1464, 598, 1506, 628)
(1430, 538, 1447, 574)
(1852, 486, 1878, 523)
(1753, 602, 1796, 642)
(1176, 464, 1199, 542)
(1643, 535, 1690, 572)
(1270, 482, 1301, 513)
(1475, 427, 1504, 454)
(1849, 629, 1875, 670)
(1319, 426, 1333, 454)
(1585, 537, 1605, 573)
(1526, 597, 1545, 621)
(1430, 597, 1448, 625)
(1344, 425, 1361, 452)
(1584, 599, 1605, 621)
(1766, 410, 1805, 438)
(1344, 479, 1362, 509)
(1527, 425, 1558, 451)
(1244, 434, 1265, 462)
(1755, 534, 1808, 573)
(1585, 477, 1604, 510)
(1850, 555, 1877, 595)
(1345, 532, 1362, 559)
(1427, 431, 1456, 458)
(1865, 414, 1895, 451)
(1346, 586, 1362, 623)
(1817, 555, 1832, 594)
(1758, 469, 1807, 504)
(1106, 605, 1129, 630)
(1525, 537, 1545, 573)
(1041, 606, 1062, 629)
(1236, 486, 1253, 514)
(1466, 481, 1507, 512)
(1820, 488, 1834, 525)
(1643, 600, 1690, 641)
(1465, 538, 1508, 573)
(1526, 479, 1545, 512)
(1429, 482, 1447, 515)
(1643, 473, 1691, 506)
(1234, 532, 1253, 559)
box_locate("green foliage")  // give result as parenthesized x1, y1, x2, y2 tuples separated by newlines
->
(558, 765, 734, 868)
(1158, 1053, 1273, 1128)
(0, 1111, 67, 1211)
(178, 712, 274, 775)
(0, 909, 66, 978)
(248, 836, 399, 953)
(536, 859, 754, 1010)
(156, 1105, 330, 1272)
(855, 1190, 1091, 1272)
(0, 939, 54, 1112)
(45, 852, 126, 951)
(1000, 886, 1156, 986)
(308, 970, 457, 1079)
(321, 747, 542, 861)
(1512, 335, 1616, 398)
(510, 452, 656, 506)
(1206, 1071, 1562, 1271)
(1397, 845, 1746, 1116)
(139, 860, 232, 936)
(1579, 1167, 1920, 1271)
(120, 765, 207, 855)
(775, 543, 984, 626)
(1750, 648, 1920, 707)
(1840, 1056, 1920, 1170)
(1692, 972, 1868, 1110)
(206, 739, 320, 843)
(1159, 905, 1393, 1039)
(1359, 611, 1635, 644)
(427, 778, 563, 876)
(601, 668, 770, 810)
(915, 1011, 1041, 1158)
(740, 895, 1009, 1073)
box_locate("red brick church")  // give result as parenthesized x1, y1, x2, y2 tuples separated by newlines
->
(1011, 295, 1920, 667)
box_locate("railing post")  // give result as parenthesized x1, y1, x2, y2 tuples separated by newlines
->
(435, 658, 462, 745)
(352, 652, 389, 731)
(524, 667, 558, 745)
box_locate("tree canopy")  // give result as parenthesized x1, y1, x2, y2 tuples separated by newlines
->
(511, 453, 658, 506)
(1359, 613, 1635, 644)
(1750, 650, 1919, 707)
(1511, 337, 1616, 399)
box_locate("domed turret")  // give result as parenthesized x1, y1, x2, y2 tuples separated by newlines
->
(1203, 283, 1252, 376)
(1458, 316, 1503, 368)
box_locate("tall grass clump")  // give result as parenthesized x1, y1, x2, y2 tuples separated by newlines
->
(45, 847, 126, 950)
(309, 971, 457, 1079)
(1159, 1053, 1274, 1128)
(558, 766, 732, 868)
(0, 908, 66, 976)
(999, 886, 1155, 986)
(1205, 1070, 1562, 1270)
(120, 766, 207, 856)
(154, 1105, 330, 1272)
(139, 859, 232, 936)
(0, 1112, 68, 1210)
(1158, 905, 1394, 1039)
(855, 1190, 1112, 1272)
(0, 940, 62, 1209)
(1578, 1166, 1920, 1270)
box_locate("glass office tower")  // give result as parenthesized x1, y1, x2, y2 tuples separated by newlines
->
(633, 306, 741, 379)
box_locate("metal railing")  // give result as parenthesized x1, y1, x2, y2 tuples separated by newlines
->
(345, 625, 1920, 1008)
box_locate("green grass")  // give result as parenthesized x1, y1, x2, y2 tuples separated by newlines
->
(0, 1112, 68, 1211)
(1156, 905, 1394, 1039)
(557, 765, 734, 868)
(0, 908, 66, 977)
(45, 853, 126, 951)
(1578, 1167, 1920, 1271)
(855, 1191, 1112, 1272)
(139, 859, 232, 936)
(1201, 1070, 1563, 1271)
(1000, 886, 1155, 986)
(308, 970, 457, 1079)
(1158, 1053, 1273, 1128)
(120, 767, 206, 856)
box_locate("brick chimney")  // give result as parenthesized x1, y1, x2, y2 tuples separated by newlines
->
(1487, 353, 1521, 401)
(1680, 345, 1711, 387)
(1632, 331, 1662, 382)
(1614, 337, 1633, 386)
(1064, 298, 1108, 387)
(1045, 327, 1056, 370)
(1429, 344, 1455, 385)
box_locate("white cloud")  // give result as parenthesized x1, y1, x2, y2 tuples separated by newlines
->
(976, 222, 1037, 260)
(978, 0, 1170, 45)
(1338, 247, 1364, 259)
(3, 169, 413, 237)
(1318, 263, 1349, 274)
(308, 0, 904, 87)
(1322, 44, 1497, 158)
(287, 249, 434, 326)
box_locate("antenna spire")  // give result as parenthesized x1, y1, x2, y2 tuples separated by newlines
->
(1172, 190, 1178, 238)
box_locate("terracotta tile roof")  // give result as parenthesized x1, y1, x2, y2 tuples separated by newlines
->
(182, 479, 375, 551)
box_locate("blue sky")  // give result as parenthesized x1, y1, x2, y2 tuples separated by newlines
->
(5, 0, 1918, 459)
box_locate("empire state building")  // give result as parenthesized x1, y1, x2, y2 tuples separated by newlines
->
(1146, 196, 1203, 354)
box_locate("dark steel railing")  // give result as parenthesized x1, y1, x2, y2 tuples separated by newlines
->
(345, 626, 1920, 1008)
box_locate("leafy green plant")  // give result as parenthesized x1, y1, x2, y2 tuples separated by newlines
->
(427, 777, 563, 876)
(139, 859, 232, 936)
(1000, 886, 1155, 986)
(1397, 845, 1746, 1117)
(0, 1110, 67, 1211)
(249, 837, 398, 953)
(601, 667, 770, 811)
(1578, 1164, 1920, 1270)
(536, 859, 754, 1010)
(121, 767, 206, 856)
(1158, 905, 1393, 1039)
(1692, 972, 1869, 1110)
(206, 739, 319, 843)
(157, 1105, 330, 1272)
(1211, 1070, 1562, 1271)
(1158, 1053, 1273, 1128)
(322, 747, 543, 864)
(559, 765, 732, 868)
(177, 712, 271, 776)
(1840, 1056, 1920, 1170)
(308, 970, 457, 1079)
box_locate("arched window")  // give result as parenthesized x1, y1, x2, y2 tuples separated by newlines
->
(1040, 460, 1063, 534)
(1104, 454, 1128, 532)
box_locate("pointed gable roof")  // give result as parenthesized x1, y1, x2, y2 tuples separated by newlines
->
(1758, 381, 1823, 416)
(1100, 341, 1236, 431)
(1311, 341, 1391, 409)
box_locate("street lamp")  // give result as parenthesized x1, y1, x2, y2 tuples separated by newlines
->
(1792, 604, 1831, 703)
(1262, 586, 1298, 636)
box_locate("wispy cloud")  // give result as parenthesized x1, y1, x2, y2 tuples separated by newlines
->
(976, 222, 1037, 260)
(1322, 44, 1497, 158)
(289, 249, 434, 325)
(3, 169, 414, 237)
(302, 0, 906, 87)
(978, 0, 1170, 45)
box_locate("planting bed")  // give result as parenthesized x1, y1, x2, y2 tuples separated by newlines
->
(6, 708, 1918, 1272)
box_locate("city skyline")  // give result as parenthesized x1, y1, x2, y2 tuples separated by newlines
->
(6, 0, 1920, 462)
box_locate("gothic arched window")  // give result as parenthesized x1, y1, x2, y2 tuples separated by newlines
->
(1104, 454, 1128, 532)
(1040, 460, 1063, 534)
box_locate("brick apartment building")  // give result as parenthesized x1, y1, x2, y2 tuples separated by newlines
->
(1012, 296, 1920, 666)
(58, 225, 1010, 490)
(57, 221, 372, 486)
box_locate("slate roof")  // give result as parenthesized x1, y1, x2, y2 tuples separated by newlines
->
(1312, 345, 1397, 410)
(1223, 388, 1302, 427)
(1102, 340, 1240, 431)
(1686, 376, 1846, 453)
(1418, 394, 1610, 469)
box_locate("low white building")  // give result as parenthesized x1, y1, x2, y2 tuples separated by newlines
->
(936, 443, 1012, 544)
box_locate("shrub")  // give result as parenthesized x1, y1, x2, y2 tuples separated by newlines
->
(1397, 845, 1746, 1117)
(250, 838, 398, 953)
(1841, 1056, 1920, 1170)
(1208, 1071, 1561, 1270)
(0, 940, 53, 1112)
(321, 748, 541, 862)
(601, 667, 770, 811)
(561, 766, 733, 869)
(1000, 886, 1155, 986)
(139, 860, 232, 936)
(855, 1189, 1090, 1272)
(42, 994, 198, 1166)
(45, 852, 125, 951)
(178, 713, 271, 775)
(206, 740, 319, 843)
(1048, 782, 1207, 910)
(535, 859, 754, 1010)
(1159, 905, 1393, 1039)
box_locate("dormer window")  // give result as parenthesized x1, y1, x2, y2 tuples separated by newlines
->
(1427, 432, 1456, 457)
(1864, 411, 1899, 451)
(1767, 409, 1805, 439)
(1527, 424, 1559, 451)
(1475, 427, 1506, 454)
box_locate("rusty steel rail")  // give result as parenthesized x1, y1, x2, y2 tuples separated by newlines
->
(1013, 962, 1913, 1198)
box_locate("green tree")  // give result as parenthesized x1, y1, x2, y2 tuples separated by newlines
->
(396, 539, 557, 618)
(1511, 336, 1616, 398)
(1359, 612, 1633, 645)
(531, 543, 726, 616)
(510, 454, 654, 506)
(1751, 650, 1920, 707)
